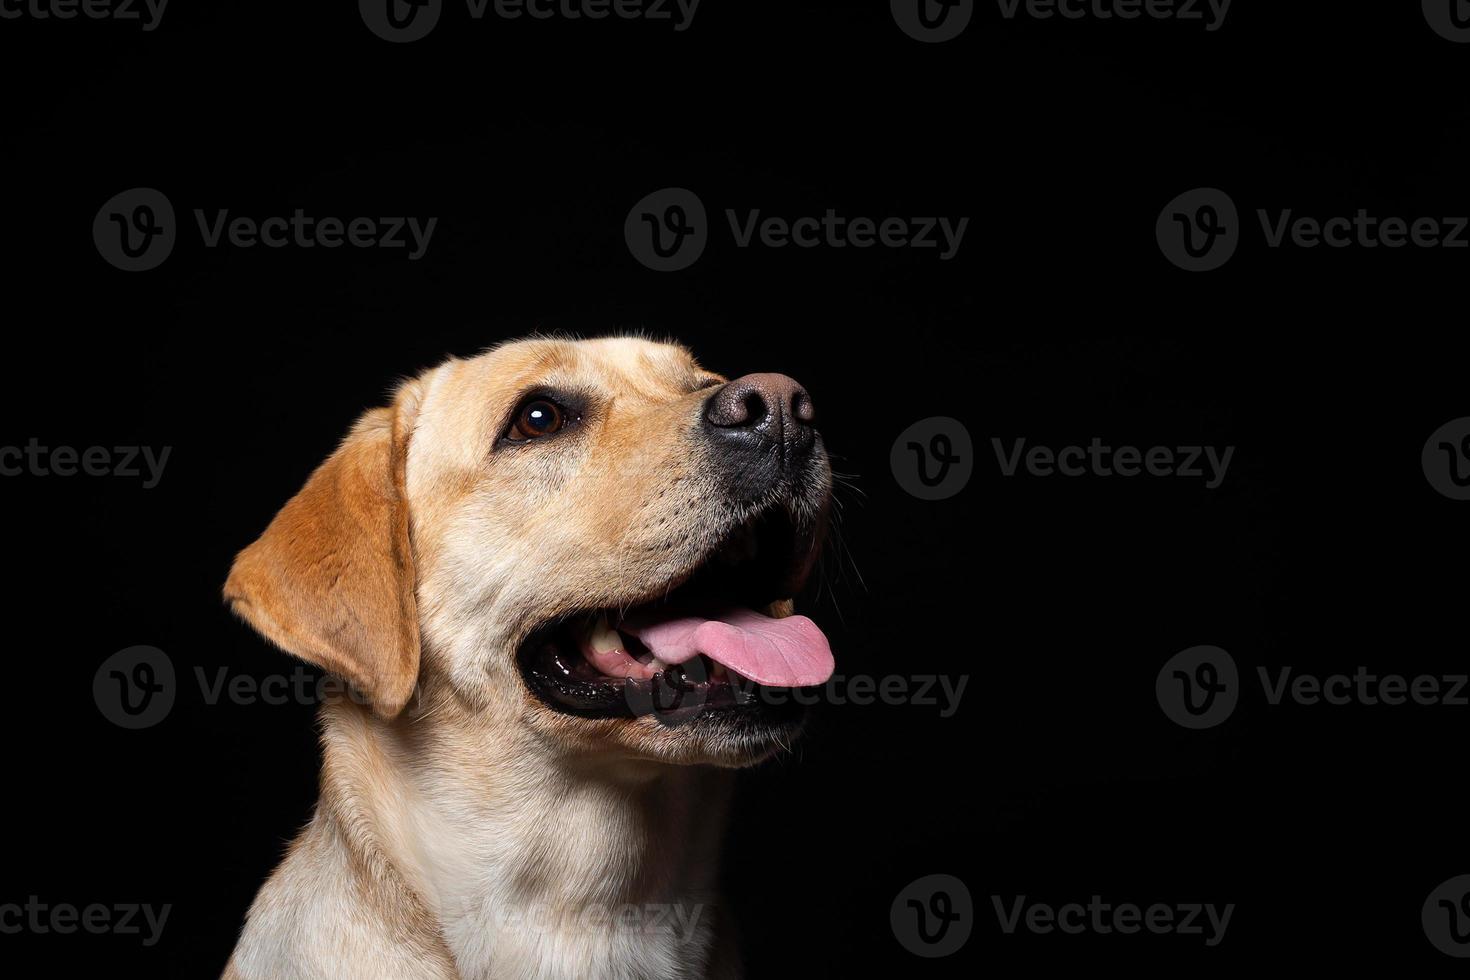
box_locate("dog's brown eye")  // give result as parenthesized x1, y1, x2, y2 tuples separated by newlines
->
(507, 399, 566, 441)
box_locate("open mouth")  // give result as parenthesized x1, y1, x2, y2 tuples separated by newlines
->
(517, 505, 833, 723)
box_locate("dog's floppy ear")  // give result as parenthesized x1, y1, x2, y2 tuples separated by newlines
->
(224, 379, 424, 719)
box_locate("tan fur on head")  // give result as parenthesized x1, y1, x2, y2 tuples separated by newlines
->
(223, 377, 425, 719)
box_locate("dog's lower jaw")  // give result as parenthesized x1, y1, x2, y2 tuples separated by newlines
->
(224, 697, 742, 980)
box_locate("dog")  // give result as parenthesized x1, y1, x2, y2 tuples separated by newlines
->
(220, 336, 835, 979)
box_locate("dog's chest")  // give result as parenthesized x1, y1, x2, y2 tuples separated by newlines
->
(412, 757, 731, 978)
(440, 890, 716, 980)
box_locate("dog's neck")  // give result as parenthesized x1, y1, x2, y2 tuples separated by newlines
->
(315, 698, 734, 979)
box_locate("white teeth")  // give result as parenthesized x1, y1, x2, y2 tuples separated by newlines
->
(588, 612, 623, 654)
(649, 656, 671, 671)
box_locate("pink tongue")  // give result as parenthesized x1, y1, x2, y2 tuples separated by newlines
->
(619, 607, 834, 688)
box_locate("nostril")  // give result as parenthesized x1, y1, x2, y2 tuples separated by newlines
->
(740, 390, 767, 425)
(791, 389, 814, 424)
(706, 382, 756, 428)
(705, 372, 816, 433)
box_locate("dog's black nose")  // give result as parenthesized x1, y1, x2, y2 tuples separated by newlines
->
(704, 373, 816, 461)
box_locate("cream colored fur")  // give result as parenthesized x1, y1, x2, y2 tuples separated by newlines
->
(222, 338, 825, 979)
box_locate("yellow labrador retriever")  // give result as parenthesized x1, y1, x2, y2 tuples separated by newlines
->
(221, 336, 834, 979)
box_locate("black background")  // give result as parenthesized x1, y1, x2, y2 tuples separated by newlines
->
(2, 1, 1468, 976)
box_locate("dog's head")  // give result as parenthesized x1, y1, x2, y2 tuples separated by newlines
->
(224, 337, 833, 767)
